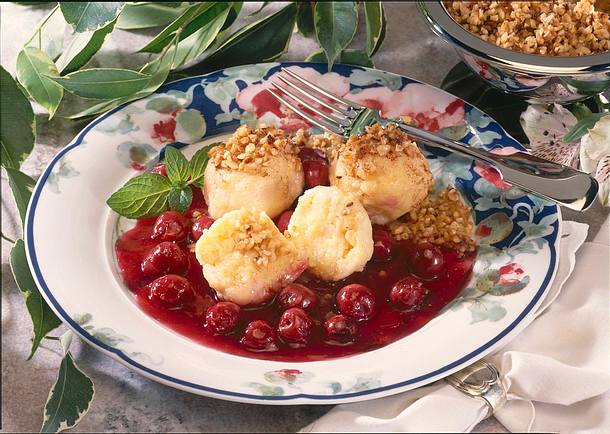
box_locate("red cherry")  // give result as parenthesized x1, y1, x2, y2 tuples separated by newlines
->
(141, 241, 189, 278)
(389, 276, 429, 311)
(372, 226, 393, 260)
(240, 320, 278, 352)
(299, 147, 327, 162)
(151, 163, 167, 176)
(191, 214, 215, 241)
(152, 211, 190, 242)
(205, 302, 240, 335)
(410, 243, 445, 280)
(303, 159, 329, 188)
(276, 283, 319, 311)
(275, 210, 294, 233)
(336, 284, 377, 321)
(277, 308, 313, 345)
(147, 275, 193, 308)
(324, 314, 357, 344)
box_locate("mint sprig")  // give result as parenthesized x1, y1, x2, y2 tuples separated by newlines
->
(107, 143, 220, 219)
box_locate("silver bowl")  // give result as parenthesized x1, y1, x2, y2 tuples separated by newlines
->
(419, 1, 610, 103)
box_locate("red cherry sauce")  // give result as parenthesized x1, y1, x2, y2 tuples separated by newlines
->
(115, 188, 476, 362)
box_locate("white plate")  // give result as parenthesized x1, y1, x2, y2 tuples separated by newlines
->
(26, 62, 560, 404)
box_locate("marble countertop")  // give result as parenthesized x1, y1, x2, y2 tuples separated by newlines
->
(1, 2, 607, 432)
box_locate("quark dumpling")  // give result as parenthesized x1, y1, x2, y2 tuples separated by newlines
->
(286, 186, 373, 281)
(329, 123, 433, 225)
(204, 125, 304, 219)
(195, 208, 306, 306)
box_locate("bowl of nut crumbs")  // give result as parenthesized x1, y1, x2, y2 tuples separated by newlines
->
(419, 0, 610, 103)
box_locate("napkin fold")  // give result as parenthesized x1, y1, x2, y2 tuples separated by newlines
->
(302, 221, 610, 433)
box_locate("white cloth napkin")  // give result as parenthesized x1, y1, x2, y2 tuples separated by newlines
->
(302, 221, 610, 433)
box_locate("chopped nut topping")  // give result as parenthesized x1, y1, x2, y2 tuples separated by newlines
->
(209, 125, 300, 175)
(389, 187, 476, 254)
(230, 210, 295, 268)
(330, 123, 427, 180)
(293, 128, 345, 157)
(445, 0, 610, 56)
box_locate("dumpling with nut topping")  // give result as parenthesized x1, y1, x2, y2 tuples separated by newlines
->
(286, 185, 373, 281)
(329, 123, 433, 225)
(204, 125, 304, 219)
(195, 208, 307, 306)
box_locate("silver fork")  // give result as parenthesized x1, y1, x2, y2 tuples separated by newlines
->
(267, 67, 598, 211)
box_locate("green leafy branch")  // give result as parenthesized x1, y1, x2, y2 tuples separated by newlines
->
(13, 1, 386, 120)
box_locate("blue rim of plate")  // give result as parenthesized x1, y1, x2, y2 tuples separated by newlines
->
(25, 62, 559, 402)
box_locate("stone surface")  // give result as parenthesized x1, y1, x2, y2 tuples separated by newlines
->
(1, 2, 607, 433)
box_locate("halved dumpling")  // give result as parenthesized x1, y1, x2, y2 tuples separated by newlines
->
(195, 208, 306, 306)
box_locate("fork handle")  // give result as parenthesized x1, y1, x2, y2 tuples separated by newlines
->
(393, 121, 599, 211)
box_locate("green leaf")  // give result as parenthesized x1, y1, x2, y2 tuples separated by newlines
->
(168, 186, 193, 214)
(189, 143, 219, 187)
(313, 1, 358, 70)
(59, 2, 124, 33)
(0, 66, 35, 169)
(138, 2, 216, 54)
(171, 6, 231, 68)
(16, 47, 64, 118)
(10, 240, 62, 360)
(65, 98, 124, 119)
(107, 173, 173, 218)
(441, 62, 528, 143)
(563, 112, 607, 143)
(572, 102, 593, 121)
(164, 146, 190, 184)
(56, 19, 117, 74)
(306, 48, 373, 67)
(48, 68, 151, 100)
(4, 168, 36, 226)
(40, 351, 94, 433)
(248, 1, 269, 16)
(182, 2, 297, 75)
(364, 1, 386, 56)
(337, 49, 373, 67)
(26, 7, 67, 60)
(296, 2, 314, 36)
(116, 2, 188, 30)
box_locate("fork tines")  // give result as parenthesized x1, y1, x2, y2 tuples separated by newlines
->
(267, 67, 363, 135)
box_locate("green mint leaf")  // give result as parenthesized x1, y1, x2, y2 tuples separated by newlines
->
(164, 146, 190, 185)
(1, 66, 35, 169)
(563, 112, 607, 143)
(40, 351, 95, 433)
(10, 239, 62, 359)
(248, 1, 270, 16)
(314, 1, 358, 70)
(16, 47, 64, 118)
(107, 173, 172, 219)
(56, 18, 117, 74)
(47, 68, 151, 100)
(5, 168, 36, 226)
(181, 3, 297, 75)
(168, 186, 193, 214)
(189, 143, 220, 187)
(364, 1, 386, 56)
(59, 1, 124, 33)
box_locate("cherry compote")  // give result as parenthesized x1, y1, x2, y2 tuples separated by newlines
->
(115, 186, 476, 362)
